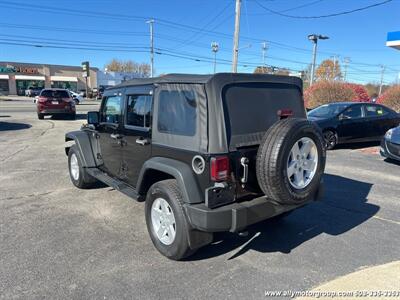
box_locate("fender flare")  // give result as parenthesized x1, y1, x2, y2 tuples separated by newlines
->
(137, 157, 203, 204)
(65, 131, 97, 167)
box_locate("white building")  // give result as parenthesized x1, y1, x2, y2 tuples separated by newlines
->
(97, 70, 142, 87)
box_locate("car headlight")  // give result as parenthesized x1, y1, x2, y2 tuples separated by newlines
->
(385, 128, 393, 140)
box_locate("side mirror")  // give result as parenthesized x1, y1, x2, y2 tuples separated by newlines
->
(87, 111, 99, 125)
(338, 114, 349, 120)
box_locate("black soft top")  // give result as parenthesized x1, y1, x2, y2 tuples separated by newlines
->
(110, 73, 302, 90)
(107, 73, 304, 154)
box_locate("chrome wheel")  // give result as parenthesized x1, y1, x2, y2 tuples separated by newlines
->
(151, 198, 176, 245)
(287, 137, 318, 189)
(324, 131, 337, 149)
(70, 153, 80, 181)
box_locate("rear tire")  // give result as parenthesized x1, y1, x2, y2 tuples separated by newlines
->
(68, 145, 97, 189)
(37, 113, 44, 120)
(256, 118, 325, 205)
(145, 179, 197, 260)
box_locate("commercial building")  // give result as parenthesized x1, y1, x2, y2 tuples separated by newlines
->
(0, 61, 98, 96)
(386, 31, 400, 50)
(97, 70, 140, 87)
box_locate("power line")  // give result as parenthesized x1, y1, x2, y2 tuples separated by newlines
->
(254, 0, 393, 19)
(248, 0, 325, 15)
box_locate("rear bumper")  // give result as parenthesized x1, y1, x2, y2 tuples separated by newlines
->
(38, 108, 75, 114)
(185, 180, 323, 233)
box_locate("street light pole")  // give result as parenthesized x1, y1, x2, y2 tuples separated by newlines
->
(146, 19, 155, 77)
(232, 0, 241, 73)
(310, 41, 318, 86)
(308, 34, 329, 86)
(211, 42, 219, 74)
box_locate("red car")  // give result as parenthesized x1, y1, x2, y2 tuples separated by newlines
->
(36, 89, 76, 120)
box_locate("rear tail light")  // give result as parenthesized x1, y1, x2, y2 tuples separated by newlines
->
(38, 97, 47, 103)
(277, 109, 293, 119)
(210, 156, 230, 182)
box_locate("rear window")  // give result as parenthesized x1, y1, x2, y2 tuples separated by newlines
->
(40, 90, 70, 98)
(222, 82, 304, 140)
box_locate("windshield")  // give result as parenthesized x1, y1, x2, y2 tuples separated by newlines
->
(40, 90, 70, 98)
(308, 103, 350, 118)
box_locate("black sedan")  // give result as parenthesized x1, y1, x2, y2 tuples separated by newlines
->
(308, 102, 400, 149)
(381, 126, 400, 162)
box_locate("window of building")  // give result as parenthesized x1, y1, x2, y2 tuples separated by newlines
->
(126, 95, 152, 128)
(0, 80, 9, 94)
(157, 90, 197, 136)
(51, 81, 78, 92)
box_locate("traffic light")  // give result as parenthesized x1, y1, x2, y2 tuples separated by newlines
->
(82, 61, 90, 77)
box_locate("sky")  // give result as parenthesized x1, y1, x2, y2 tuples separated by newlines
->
(0, 0, 399, 84)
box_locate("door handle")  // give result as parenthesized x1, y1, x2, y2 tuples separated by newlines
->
(110, 133, 123, 140)
(136, 138, 150, 146)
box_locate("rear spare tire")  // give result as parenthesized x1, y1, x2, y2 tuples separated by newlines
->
(256, 118, 325, 205)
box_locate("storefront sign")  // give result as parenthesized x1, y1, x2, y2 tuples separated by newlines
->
(0, 65, 39, 74)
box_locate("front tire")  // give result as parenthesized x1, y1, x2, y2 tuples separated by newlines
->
(68, 145, 97, 189)
(145, 180, 196, 260)
(323, 130, 338, 150)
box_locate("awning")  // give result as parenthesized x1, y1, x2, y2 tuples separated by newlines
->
(50, 76, 78, 82)
(387, 31, 400, 50)
(0, 74, 9, 79)
(15, 75, 45, 81)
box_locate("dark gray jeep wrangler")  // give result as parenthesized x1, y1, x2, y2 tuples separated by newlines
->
(65, 73, 325, 260)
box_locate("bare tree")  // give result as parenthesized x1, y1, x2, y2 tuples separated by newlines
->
(105, 59, 151, 77)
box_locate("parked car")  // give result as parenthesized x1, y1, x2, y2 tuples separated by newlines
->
(381, 125, 400, 162)
(69, 90, 84, 104)
(36, 88, 76, 120)
(308, 102, 400, 149)
(25, 86, 42, 97)
(65, 73, 325, 260)
(96, 85, 112, 99)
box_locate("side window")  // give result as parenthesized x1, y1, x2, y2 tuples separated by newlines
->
(126, 95, 152, 128)
(101, 96, 122, 124)
(342, 105, 362, 119)
(157, 90, 197, 136)
(364, 105, 387, 117)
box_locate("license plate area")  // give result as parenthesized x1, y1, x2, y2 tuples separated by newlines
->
(52, 101, 59, 105)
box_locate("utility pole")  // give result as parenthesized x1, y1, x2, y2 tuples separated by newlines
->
(232, 0, 241, 73)
(343, 57, 350, 82)
(379, 65, 386, 96)
(146, 19, 155, 77)
(308, 34, 329, 86)
(261, 41, 268, 70)
(211, 42, 219, 74)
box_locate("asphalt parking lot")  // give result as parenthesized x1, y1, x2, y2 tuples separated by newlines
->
(1, 99, 400, 299)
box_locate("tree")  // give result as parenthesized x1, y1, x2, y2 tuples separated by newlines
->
(315, 59, 342, 81)
(378, 85, 400, 111)
(105, 59, 151, 77)
(364, 83, 389, 98)
(304, 81, 355, 108)
(253, 66, 290, 75)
